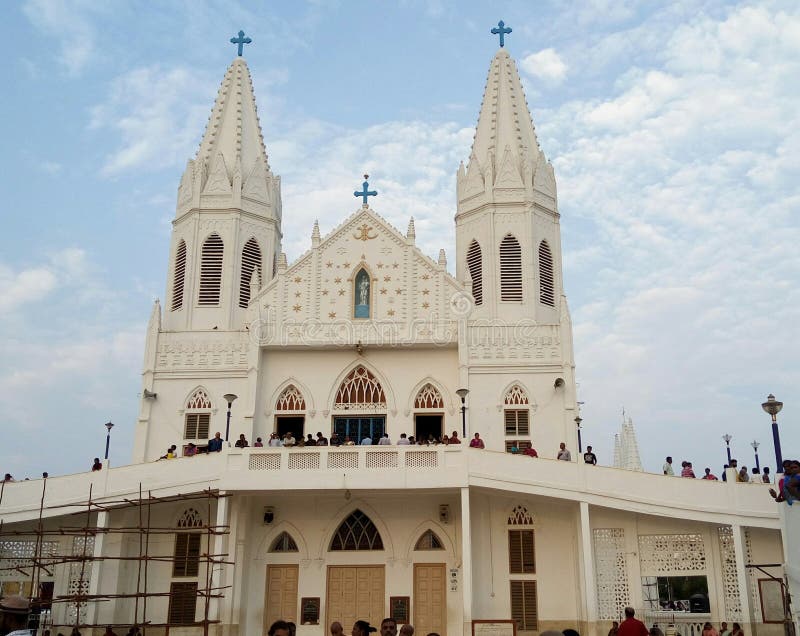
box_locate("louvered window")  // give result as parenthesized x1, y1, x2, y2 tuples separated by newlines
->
(173, 533, 201, 577)
(198, 233, 223, 305)
(270, 532, 299, 553)
(172, 240, 186, 311)
(184, 413, 210, 440)
(239, 237, 261, 308)
(504, 410, 529, 435)
(509, 530, 536, 573)
(538, 240, 555, 307)
(467, 240, 483, 306)
(510, 580, 538, 631)
(500, 234, 523, 301)
(168, 581, 198, 625)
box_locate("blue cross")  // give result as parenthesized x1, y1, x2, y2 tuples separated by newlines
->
(491, 20, 512, 47)
(354, 174, 378, 206)
(230, 30, 252, 56)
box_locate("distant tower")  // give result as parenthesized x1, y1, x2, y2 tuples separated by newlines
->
(614, 413, 643, 471)
(163, 55, 282, 331)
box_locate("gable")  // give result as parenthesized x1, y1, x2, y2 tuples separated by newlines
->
(249, 208, 467, 346)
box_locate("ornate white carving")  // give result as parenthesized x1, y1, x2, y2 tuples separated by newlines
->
(186, 388, 212, 410)
(638, 534, 706, 574)
(593, 528, 631, 620)
(276, 385, 306, 412)
(504, 385, 529, 405)
(249, 453, 281, 470)
(334, 366, 386, 409)
(177, 507, 203, 528)
(717, 526, 742, 620)
(414, 383, 444, 409)
(508, 505, 533, 526)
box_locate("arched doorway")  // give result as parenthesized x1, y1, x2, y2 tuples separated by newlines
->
(332, 366, 387, 444)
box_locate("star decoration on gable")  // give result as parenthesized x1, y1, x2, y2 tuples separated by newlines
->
(422, 289, 430, 296)
(377, 262, 384, 269)
(295, 292, 301, 298)
(392, 262, 399, 269)
(387, 309, 395, 316)
(422, 301, 430, 309)
(338, 289, 346, 296)
(334, 277, 342, 283)
(329, 311, 336, 318)
(383, 275, 391, 282)
(293, 304, 302, 312)
(326, 261, 333, 268)
(421, 273, 430, 280)
(322, 290, 329, 296)
(380, 288, 387, 295)
(293, 276, 303, 283)
(343, 261, 351, 268)
(395, 288, 403, 295)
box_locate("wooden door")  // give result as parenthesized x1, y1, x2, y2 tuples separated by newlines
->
(414, 563, 446, 636)
(265, 565, 298, 630)
(327, 565, 385, 630)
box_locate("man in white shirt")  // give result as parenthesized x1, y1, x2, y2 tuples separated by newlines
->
(361, 435, 373, 445)
(397, 433, 411, 445)
(557, 442, 571, 461)
(283, 432, 296, 447)
(268, 433, 282, 447)
(663, 456, 674, 475)
(378, 433, 391, 445)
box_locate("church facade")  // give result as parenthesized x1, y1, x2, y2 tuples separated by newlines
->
(0, 35, 788, 636)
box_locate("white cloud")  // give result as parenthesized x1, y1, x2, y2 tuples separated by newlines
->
(22, 0, 98, 75)
(520, 48, 569, 83)
(0, 265, 57, 314)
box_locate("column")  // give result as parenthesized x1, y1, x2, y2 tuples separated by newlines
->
(209, 493, 229, 632)
(87, 510, 108, 625)
(461, 487, 474, 635)
(731, 524, 753, 628)
(579, 502, 598, 636)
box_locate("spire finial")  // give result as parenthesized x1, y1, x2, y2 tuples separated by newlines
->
(491, 20, 512, 47)
(230, 30, 252, 57)
(354, 174, 378, 207)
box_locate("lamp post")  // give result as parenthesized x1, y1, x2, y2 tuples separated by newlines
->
(575, 416, 583, 453)
(223, 394, 238, 445)
(751, 440, 761, 472)
(722, 434, 732, 464)
(456, 388, 469, 438)
(104, 421, 114, 460)
(761, 394, 784, 470)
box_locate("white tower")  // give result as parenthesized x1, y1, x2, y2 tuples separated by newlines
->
(457, 41, 579, 454)
(163, 55, 282, 332)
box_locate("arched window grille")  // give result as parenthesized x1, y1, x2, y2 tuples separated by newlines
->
(172, 240, 186, 311)
(467, 240, 483, 306)
(414, 529, 444, 550)
(538, 240, 555, 307)
(330, 510, 383, 551)
(504, 385, 529, 405)
(507, 505, 533, 526)
(276, 385, 306, 412)
(198, 233, 224, 305)
(414, 383, 444, 409)
(177, 508, 204, 528)
(269, 532, 299, 553)
(185, 390, 212, 440)
(334, 366, 386, 410)
(173, 508, 203, 578)
(500, 234, 523, 301)
(239, 237, 261, 308)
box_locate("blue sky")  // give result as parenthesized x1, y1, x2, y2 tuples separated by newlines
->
(1, 0, 798, 478)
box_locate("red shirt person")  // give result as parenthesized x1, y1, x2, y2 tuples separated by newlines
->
(618, 608, 649, 636)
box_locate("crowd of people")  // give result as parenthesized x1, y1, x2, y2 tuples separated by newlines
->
(661, 455, 789, 486)
(607, 610, 745, 636)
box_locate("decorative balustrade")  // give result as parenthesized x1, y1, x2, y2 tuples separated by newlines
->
(247, 446, 442, 471)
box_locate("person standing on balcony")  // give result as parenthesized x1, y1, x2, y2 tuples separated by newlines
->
(449, 431, 462, 444)
(283, 432, 296, 447)
(234, 434, 249, 448)
(207, 432, 223, 452)
(583, 446, 597, 465)
(663, 456, 674, 475)
(469, 433, 484, 448)
(617, 608, 648, 636)
(557, 442, 571, 461)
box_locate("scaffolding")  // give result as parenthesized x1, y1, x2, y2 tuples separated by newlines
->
(0, 478, 232, 634)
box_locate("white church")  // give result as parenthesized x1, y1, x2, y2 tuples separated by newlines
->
(0, 27, 791, 636)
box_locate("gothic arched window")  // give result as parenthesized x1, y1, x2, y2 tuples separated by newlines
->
(172, 240, 186, 311)
(414, 529, 444, 550)
(184, 390, 212, 440)
(276, 385, 306, 412)
(504, 385, 529, 406)
(500, 234, 523, 301)
(467, 240, 483, 306)
(538, 240, 555, 307)
(330, 510, 383, 551)
(239, 237, 262, 308)
(414, 383, 444, 410)
(334, 366, 386, 410)
(198, 233, 224, 305)
(269, 532, 299, 553)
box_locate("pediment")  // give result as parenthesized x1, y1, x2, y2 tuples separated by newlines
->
(250, 207, 468, 345)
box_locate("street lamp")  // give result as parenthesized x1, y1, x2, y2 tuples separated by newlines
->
(751, 440, 761, 472)
(722, 434, 732, 464)
(575, 416, 583, 453)
(761, 394, 784, 470)
(456, 388, 469, 438)
(223, 394, 238, 445)
(104, 421, 114, 460)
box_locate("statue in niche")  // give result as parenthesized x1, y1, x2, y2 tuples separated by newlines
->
(354, 269, 370, 318)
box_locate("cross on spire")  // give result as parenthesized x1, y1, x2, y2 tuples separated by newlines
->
(354, 174, 378, 206)
(491, 20, 512, 47)
(230, 30, 252, 56)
